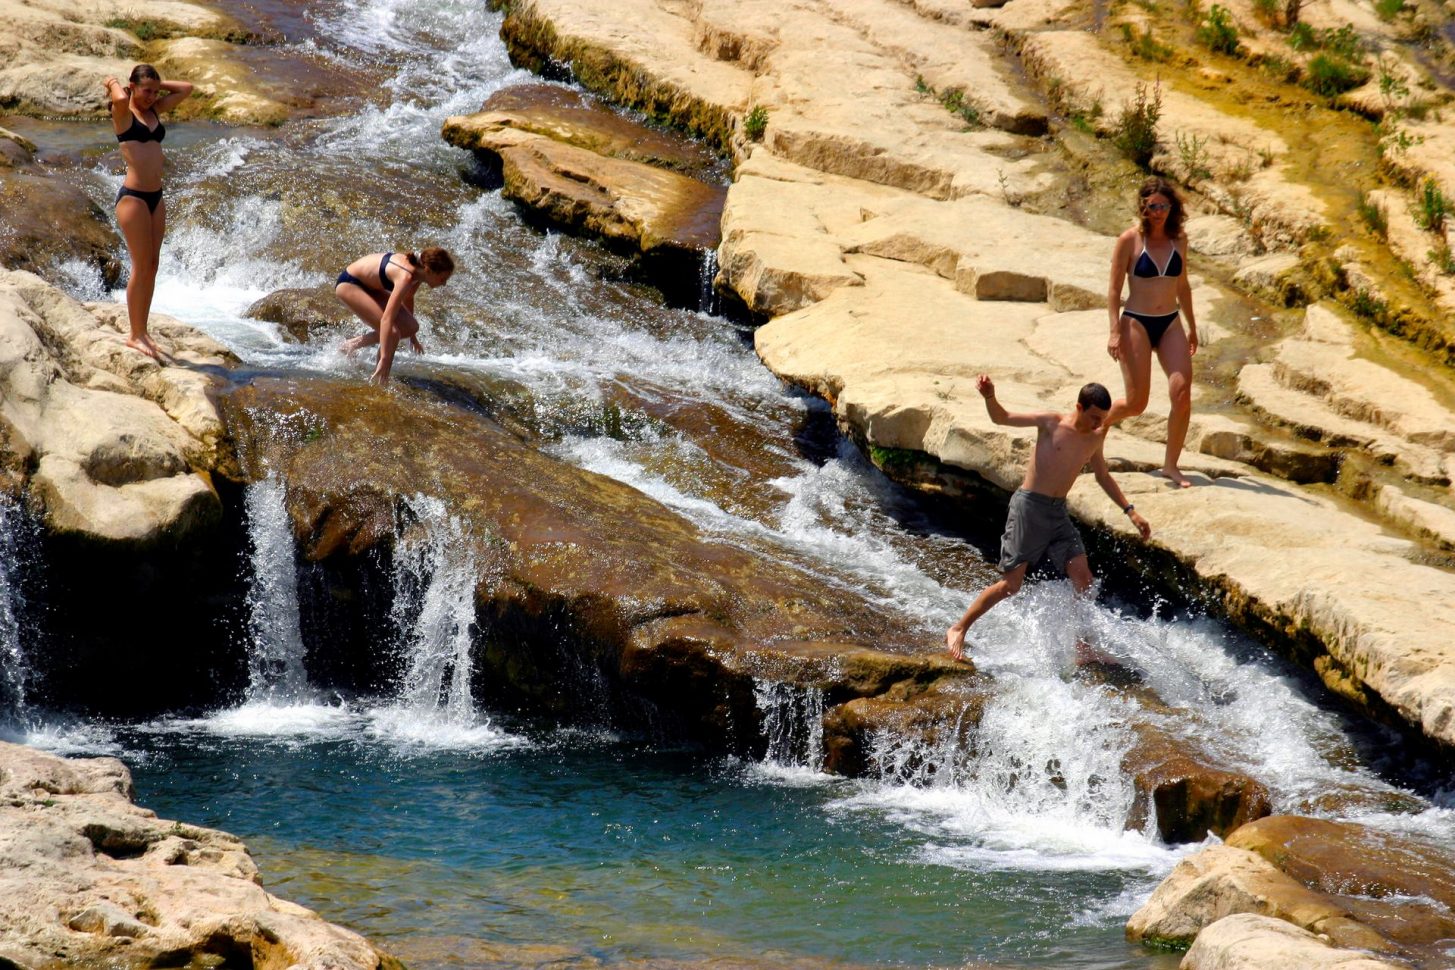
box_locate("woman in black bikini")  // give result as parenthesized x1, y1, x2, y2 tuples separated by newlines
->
(336, 248, 455, 385)
(103, 65, 192, 361)
(1106, 177, 1199, 488)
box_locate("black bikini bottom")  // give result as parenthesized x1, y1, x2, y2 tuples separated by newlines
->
(1123, 309, 1180, 349)
(116, 185, 163, 214)
(336, 269, 367, 289)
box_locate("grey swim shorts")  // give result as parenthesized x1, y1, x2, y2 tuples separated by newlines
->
(998, 488, 1086, 574)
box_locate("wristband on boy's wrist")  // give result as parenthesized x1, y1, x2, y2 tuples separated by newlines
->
(1122, 503, 1135, 515)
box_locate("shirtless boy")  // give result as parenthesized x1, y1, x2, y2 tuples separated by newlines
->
(946, 375, 1151, 661)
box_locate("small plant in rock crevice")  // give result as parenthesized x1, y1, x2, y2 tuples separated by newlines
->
(743, 105, 768, 141)
(1429, 242, 1455, 275)
(1174, 130, 1212, 182)
(1305, 54, 1368, 97)
(1120, 23, 1173, 61)
(1414, 178, 1451, 233)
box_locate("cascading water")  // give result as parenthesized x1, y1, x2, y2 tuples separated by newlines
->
(242, 475, 313, 703)
(698, 248, 719, 315)
(753, 678, 825, 771)
(388, 494, 489, 725)
(0, 497, 31, 725)
(23, 0, 1447, 964)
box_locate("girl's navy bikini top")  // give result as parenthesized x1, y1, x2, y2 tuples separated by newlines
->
(116, 112, 166, 144)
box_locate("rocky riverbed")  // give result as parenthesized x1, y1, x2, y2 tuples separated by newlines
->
(2, 0, 1455, 967)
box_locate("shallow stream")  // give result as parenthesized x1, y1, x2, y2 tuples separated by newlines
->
(3, 0, 1452, 967)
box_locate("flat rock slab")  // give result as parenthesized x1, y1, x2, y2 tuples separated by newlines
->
(444, 89, 726, 254)
(0, 740, 399, 970)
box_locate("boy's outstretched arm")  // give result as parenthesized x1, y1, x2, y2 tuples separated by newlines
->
(976, 374, 1057, 430)
(1089, 441, 1151, 539)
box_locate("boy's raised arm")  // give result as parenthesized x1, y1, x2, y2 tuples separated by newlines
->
(977, 374, 1057, 429)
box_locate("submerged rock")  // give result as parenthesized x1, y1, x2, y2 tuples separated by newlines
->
(0, 740, 401, 970)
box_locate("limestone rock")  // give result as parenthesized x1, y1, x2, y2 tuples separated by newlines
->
(0, 740, 399, 970)
(0, 269, 238, 546)
(0, 0, 299, 125)
(0, 167, 123, 288)
(1181, 913, 1406, 970)
(443, 104, 726, 255)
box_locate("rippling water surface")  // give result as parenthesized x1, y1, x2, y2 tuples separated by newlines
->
(5, 0, 1452, 966)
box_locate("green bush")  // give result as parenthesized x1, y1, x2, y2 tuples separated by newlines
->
(1196, 5, 1241, 55)
(1112, 81, 1162, 167)
(1318, 24, 1364, 60)
(1252, 0, 1279, 23)
(1374, 0, 1405, 18)
(940, 89, 982, 127)
(743, 105, 768, 141)
(1305, 54, 1368, 96)
(1414, 178, 1450, 232)
(1287, 22, 1316, 51)
(1429, 242, 1455, 274)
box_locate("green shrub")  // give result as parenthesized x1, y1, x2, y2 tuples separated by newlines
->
(1429, 242, 1455, 274)
(1196, 5, 1241, 55)
(1175, 130, 1212, 181)
(1318, 24, 1364, 60)
(743, 105, 768, 141)
(1252, 0, 1279, 23)
(1112, 80, 1162, 166)
(1414, 178, 1450, 232)
(1259, 53, 1300, 82)
(1374, 0, 1405, 18)
(1287, 22, 1316, 51)
(1305, 54, 1367, 96)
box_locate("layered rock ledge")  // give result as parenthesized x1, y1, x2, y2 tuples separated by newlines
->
(0, 740, 400, 970)
(483, 0, 1455, 760)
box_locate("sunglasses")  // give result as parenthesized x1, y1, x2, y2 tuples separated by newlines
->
(1144, 202, 1171, 212)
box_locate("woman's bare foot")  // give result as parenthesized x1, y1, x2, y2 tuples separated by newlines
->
(1158, 465, 1193, 488)
(945, 626, 971, 662)
(126, 335, 167, 362)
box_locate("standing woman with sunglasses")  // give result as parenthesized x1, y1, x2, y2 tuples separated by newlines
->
(103, 65, 192, 360)
(1106, 176, 1199, 488)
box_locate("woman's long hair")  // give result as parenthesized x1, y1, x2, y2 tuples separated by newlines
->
(1137, 176, 1185, 239)
(406, 247, 455, 275)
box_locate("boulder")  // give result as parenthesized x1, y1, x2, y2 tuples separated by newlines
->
(0, 167, 123, 288)
(1181, 913, 1406, 970)
(1129, 815, 1455, 967)
(443, 82, 728, 275)
(0, 740, 400, 970)
(244, 285, 356, 343)
(0, 269, 238, 546)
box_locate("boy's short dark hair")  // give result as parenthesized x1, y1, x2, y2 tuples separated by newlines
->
(1077, 382, 1112, 412)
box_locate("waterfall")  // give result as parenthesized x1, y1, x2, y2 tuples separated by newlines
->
(0, 497, 31, 723)
(242, 475, 313, 702)
(391, 495, 488, 723)
(754, 679, 825, 770)
(698, 248, 719, 315)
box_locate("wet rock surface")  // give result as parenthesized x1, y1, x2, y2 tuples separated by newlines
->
(0, 740, 401, 970)
(489, 0, 1455, 759)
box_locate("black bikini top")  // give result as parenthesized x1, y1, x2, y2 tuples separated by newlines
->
(1133, 238, 1182, 278)
(116, 112, 166, 144)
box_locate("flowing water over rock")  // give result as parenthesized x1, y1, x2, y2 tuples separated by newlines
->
(0, 497, 31, 727)
(9, 0, 1451, 966)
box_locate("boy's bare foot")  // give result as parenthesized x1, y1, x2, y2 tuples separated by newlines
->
(1157, 465, 1193, 489)
(126, 335, 167, 362)
(945, 627, 971, 662)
